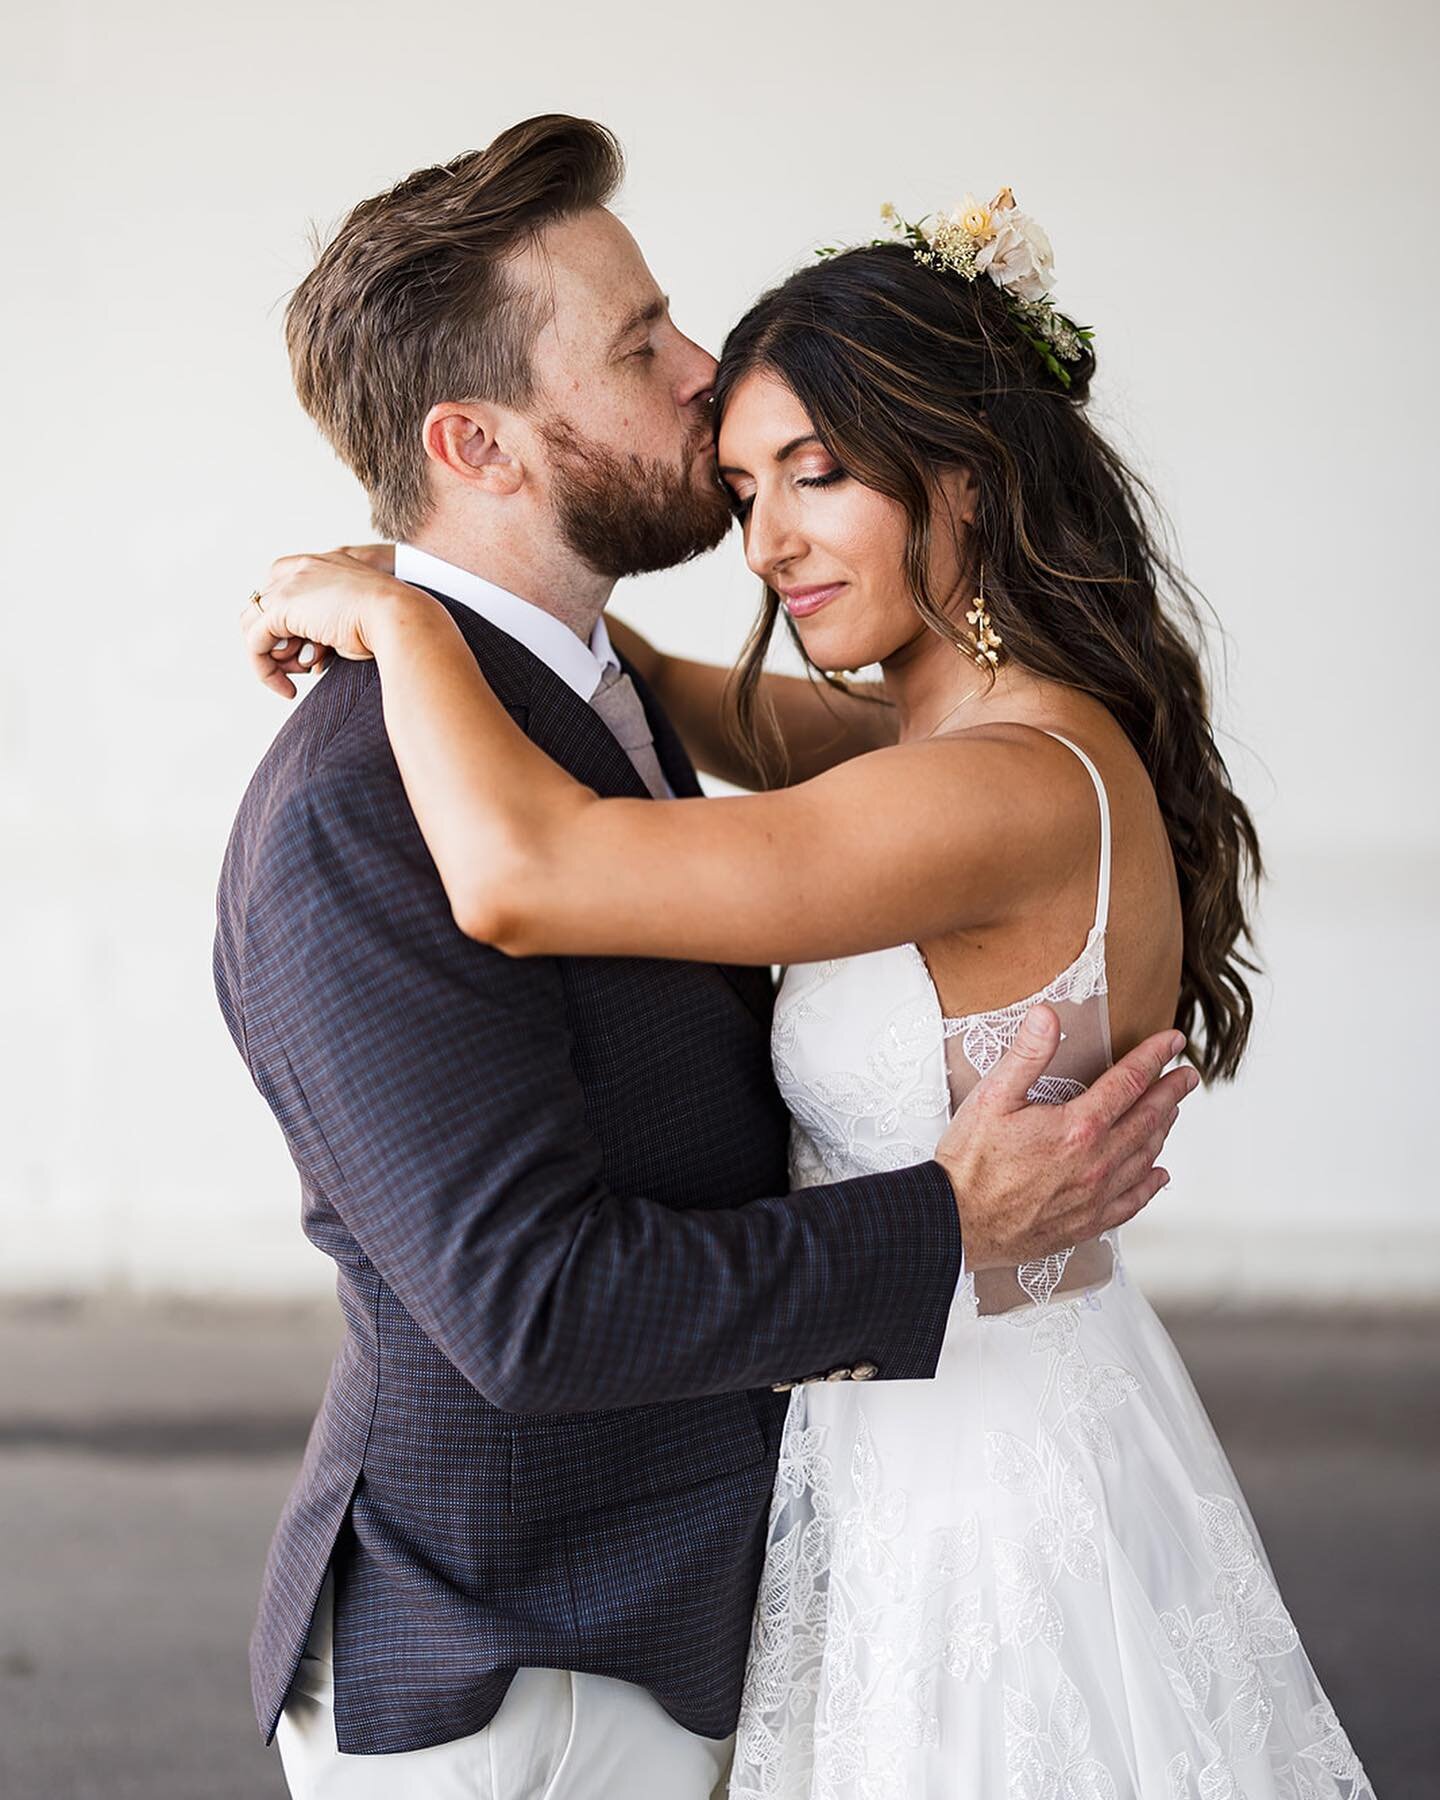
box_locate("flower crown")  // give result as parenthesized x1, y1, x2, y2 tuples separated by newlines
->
(818, 189, 1093, 390)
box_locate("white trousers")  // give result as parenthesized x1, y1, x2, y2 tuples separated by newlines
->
(276, 1572, 735, 1800)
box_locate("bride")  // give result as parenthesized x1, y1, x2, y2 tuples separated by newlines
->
(244, 195, 1373, 1797)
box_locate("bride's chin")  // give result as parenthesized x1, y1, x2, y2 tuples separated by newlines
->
(795, 625, 884, 675)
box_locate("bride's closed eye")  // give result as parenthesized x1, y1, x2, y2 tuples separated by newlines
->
(726, 468, 848, 523)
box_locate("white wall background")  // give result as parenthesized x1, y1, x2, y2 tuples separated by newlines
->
(3, 0, 1436, 1300)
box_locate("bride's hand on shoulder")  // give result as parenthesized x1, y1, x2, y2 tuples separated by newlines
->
(239, 545, 423, 699)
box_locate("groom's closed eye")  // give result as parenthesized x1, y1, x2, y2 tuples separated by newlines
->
(609, 295, 669, 362)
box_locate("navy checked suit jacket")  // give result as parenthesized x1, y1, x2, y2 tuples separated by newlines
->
(213, 589, 963, 1755)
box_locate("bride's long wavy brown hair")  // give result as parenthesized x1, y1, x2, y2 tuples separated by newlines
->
(712, 242, 1261, 1081)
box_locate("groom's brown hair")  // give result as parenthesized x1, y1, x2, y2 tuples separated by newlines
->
(285, 115, 624, 539)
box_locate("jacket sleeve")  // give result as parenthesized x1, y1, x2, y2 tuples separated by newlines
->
(235, 755, 963, 1414)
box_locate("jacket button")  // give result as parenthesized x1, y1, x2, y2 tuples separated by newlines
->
(825, 1367, 851, 1381)
(852, 1362, 878, 1381)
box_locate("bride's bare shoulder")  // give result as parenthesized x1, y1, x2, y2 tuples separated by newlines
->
(935, 709, 1160, 826)
(920, 708, 1176, 916)
(848, 719, 1109, 915)
(922, 717, 1108, 827)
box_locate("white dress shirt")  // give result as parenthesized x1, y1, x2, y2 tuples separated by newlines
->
(395, 543, 672, 799)
(394, 543, 620, 700)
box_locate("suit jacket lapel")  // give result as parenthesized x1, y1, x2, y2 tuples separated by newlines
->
(422, 586, 775, 1030)
(623, 657, 777, 1029)
(423, 588, 649, 801)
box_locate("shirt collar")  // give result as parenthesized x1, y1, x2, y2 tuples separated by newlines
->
(394, 544, 618, 702)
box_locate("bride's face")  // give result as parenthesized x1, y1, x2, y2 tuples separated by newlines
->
(716, 370, 972, 671)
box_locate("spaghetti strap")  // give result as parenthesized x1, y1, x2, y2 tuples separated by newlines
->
(1042, 731, 1112, 934)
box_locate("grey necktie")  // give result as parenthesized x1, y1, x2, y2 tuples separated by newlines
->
(589, 664, 672, 800)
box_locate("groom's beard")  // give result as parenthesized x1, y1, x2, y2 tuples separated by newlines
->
(540, 415, 733, 579)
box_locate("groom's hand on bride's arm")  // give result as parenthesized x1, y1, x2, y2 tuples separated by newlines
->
(934, 1006, 1197, 1269)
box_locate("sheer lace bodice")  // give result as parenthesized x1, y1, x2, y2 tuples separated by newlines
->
(729, 734, 1372, 1800)
(773, 732, 1118, 1314)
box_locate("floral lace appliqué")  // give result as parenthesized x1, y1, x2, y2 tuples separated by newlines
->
(735, 920, 1372, 1800)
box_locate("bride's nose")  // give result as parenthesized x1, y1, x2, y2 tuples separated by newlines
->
(745, 498, 807, 585)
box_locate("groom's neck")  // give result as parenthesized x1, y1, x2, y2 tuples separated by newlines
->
(409, 521, 614, 645)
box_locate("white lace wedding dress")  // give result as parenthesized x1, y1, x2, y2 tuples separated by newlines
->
(728, 734, 1373, 1800)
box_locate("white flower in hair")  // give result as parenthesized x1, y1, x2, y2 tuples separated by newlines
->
(821, 187, 1093, 388)
(974, 202, 1055, 302)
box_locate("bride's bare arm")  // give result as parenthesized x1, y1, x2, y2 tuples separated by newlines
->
(248, 561, 1091, 969)
(604, 614, 897, 789)
(277, 550, 895, 787)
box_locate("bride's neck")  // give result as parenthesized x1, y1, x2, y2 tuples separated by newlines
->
(884, 624, 1022, 741)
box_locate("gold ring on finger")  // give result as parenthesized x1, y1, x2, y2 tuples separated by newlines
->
(249, 590, 264, 609)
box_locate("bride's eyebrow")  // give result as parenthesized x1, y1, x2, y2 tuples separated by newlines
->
(717, 433, 824, 477)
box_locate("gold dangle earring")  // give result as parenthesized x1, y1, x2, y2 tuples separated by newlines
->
(965, 564, 1004, 671)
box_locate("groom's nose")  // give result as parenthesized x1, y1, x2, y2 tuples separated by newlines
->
(674, 332, 718, 410)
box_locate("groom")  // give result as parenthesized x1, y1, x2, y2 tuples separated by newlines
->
(215, 115, 1190, 1798)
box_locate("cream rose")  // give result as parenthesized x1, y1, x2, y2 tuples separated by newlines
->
(974, 209, 1056, 302)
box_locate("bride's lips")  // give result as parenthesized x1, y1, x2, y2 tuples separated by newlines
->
(780, 582, 847, 618)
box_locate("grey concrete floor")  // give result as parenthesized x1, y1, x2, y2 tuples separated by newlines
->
(0, 1301, 1434, 1798)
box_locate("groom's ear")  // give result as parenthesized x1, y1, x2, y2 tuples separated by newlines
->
(422, 402, 526, 498)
